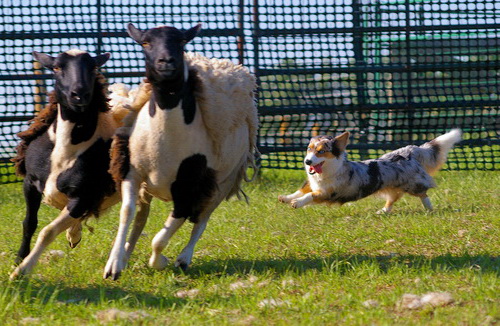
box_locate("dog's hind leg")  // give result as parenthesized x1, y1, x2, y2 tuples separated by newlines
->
(377, 189, 403, 214)
(419, 194, 433, 211)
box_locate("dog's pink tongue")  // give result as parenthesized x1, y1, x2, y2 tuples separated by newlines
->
(312, 164, 323, 174)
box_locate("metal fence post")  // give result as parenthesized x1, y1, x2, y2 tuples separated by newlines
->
(352, 0, 369, 159)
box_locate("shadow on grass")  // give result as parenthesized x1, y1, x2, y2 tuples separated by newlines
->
(5, 279, 187, 309)
(187, 253, 500, 277)
(5, 253, 498, 310)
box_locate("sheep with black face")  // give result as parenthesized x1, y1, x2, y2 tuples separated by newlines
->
(10, 50, 151, 279)
(104, 24, 258, 280)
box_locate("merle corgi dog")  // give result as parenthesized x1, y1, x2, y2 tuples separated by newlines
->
(279, 129, 462, 213)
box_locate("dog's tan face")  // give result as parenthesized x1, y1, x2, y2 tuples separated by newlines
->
(304, 132, 350, 175)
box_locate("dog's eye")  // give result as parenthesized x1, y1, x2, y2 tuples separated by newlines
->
(307, 148, 312, 151)
(317, 150, 325, 154)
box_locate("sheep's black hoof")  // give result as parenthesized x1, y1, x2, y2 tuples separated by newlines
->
(112, 272, 121, 281)
(103, 271, 121, 280)
(178, 262, 189, 272)
(68, 239, 81, 249)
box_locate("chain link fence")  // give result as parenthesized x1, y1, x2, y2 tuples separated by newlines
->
(1, 0, 499, 183)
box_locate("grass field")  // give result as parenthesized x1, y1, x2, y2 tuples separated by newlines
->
(0, 170, 499, 325)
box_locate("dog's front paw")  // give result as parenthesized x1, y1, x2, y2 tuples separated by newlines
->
(278, 195, 290, 203)
(291, 199, 304, 209)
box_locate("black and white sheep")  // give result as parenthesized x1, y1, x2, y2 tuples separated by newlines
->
(10, 50, 151, 279)
(103, 24, 258, 280)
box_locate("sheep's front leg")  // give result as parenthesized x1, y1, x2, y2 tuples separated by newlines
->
(103, 178, 139, 280)
(10, 208, 77, 280)
(16, 180, 42, 264)
(149, 212, 186, 270)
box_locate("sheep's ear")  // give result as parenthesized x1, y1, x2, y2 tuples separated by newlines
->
(334, 131, 350, 152)
(94, 53, 110, 67)
(183, 24, 201, 43)
(33, 51, 55, 70)
(127, 23, 144, 44)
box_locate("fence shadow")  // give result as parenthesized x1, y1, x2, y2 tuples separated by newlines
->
(187, 253, 500, 277)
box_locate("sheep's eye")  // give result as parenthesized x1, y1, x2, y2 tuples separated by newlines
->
(53, 66, 61, 73)
(142, 42, 150, 48)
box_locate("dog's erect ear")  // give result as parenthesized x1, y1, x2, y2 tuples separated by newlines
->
(183, 24, 202, 43)
(33, 51, 55, 70)
(334, 131, 350, 152)
(127, 23, 144, 44)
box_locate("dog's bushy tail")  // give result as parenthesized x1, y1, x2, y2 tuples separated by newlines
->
(418, 129, 462, 175)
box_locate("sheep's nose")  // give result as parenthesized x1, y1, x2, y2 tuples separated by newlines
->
(71, 91, 80, 100)
(71, 90, 90, 104)
(157, 57, 175, 69)
(305, 159, 312, 165)
(158, 57, 175, 63)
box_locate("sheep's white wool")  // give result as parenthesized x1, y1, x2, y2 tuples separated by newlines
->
(65, 49, 87, 56)
(43, 106, 118, 210)
(104, 51, 259, 279)
(109, 82, 152, 126)
(184, 52, 258, 157)
(109, 53, 258, 155)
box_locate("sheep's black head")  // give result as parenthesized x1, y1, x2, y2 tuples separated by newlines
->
(33, 50, 110, 113)
(127, 23, 201, 84)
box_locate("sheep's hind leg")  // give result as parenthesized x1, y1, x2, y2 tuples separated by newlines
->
(10, 208, 77, 280)
(66, 222, 82, 248)
(125, 191, 153, 258)
(149, 212, 186, 270)
(175, 188, 226, 271)
(103, 177, 140, 280)
(16, 180, 42, 264)
(174, 213, 211, 271)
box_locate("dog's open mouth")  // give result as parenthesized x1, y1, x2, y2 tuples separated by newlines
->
(308, 162, 324, 174)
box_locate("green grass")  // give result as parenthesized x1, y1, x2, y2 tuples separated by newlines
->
(0, 170, 499, 325)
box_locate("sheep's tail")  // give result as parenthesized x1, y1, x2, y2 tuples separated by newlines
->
(418, 129, 462, 175)
(226, 146, 260, 204)
(244, 146, 260, 183)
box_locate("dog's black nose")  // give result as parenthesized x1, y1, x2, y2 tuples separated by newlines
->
(305, 159, 312, 165)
